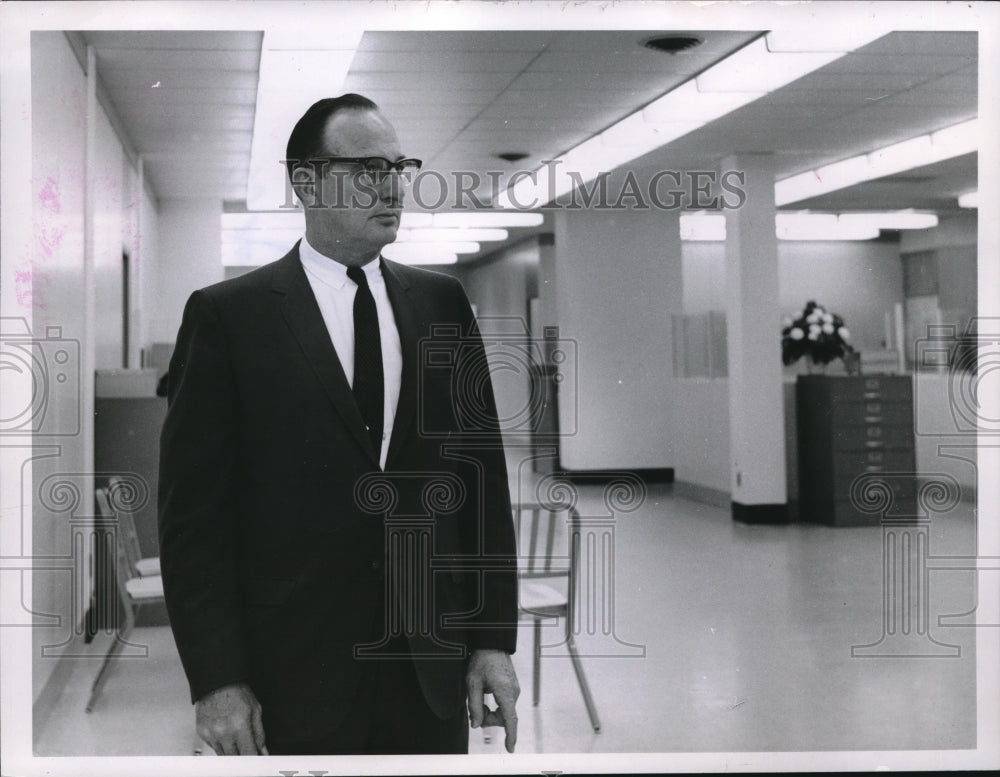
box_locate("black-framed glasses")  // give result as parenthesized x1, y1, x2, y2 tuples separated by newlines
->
(312, 156, 423, 184)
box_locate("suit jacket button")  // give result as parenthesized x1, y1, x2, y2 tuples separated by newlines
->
(371, 560, 381, 571)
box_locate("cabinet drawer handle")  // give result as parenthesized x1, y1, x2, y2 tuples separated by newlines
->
(863, 391, 883, 400)
(865, 465, 885, 472)
(864, 415, 884, 423)
(865, 441, 885, 448)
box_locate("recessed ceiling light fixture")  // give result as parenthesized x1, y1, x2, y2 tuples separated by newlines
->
(497, 151, 530, 162)
(641, 35, 703, 54)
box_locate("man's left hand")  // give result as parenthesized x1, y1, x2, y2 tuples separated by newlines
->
(466, 649, 520, 753)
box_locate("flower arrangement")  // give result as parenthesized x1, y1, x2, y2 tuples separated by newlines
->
(781, 300, 855, 367)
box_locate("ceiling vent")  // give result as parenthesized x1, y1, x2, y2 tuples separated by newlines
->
(641, 35, 703, 54)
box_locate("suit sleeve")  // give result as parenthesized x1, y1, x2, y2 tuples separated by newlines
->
(158, 289, 249, 702)
(450, 279, 519, 654)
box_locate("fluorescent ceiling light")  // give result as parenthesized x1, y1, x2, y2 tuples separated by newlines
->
(396, 228, 508, 243)
(680, 213, 726, 241)
(246, 29, 363, 211)
(677, 211, 931, 242)
(431, 212, 544, 228)
(391, 240, 479, 255)
(222, 241, 297, 266)
(221, 211, 305, 230)
(764, 29, 890, 53)
(776, 213, 879, 241)
(499, 30, 886, 209)
(838, 211, 938, 230)
(642, 80, 763, 124)
(599, 111, 700, 148)
(400, 213, 434, 228)
(222, 228, 301, 245)
(696, 36, 842, 93)
(381, 244, 459, 265)
(775, 119, 979, 206)
(931, 121, 978, 157)
(958, 191, 979, 208)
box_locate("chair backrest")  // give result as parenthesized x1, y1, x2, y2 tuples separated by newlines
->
(95, 484, 140, 581)
(94, 486, 141, 620)
(105, 477, 143, 572)
(513, 501, 578, 580)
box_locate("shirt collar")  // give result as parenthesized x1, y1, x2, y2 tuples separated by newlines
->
(299, 235, 382, 290)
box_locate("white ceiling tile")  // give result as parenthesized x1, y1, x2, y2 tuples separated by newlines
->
(350, 50, 536, 73)
(856, 31, 977, 57)
(543, 30, 756, 54)
(529, 50, 702, 75)
(783, 72, 932, 91)
(101, 68, 259, 91)
(870, 89, 977, 109)
(96, 48, 260, 72)
(109, 87, 259, 106)
(83, 31, 262, 51)
(85, 27, 980, 231)
(356, 31, 554, 53)
(129, 112, 255, 132)
(821, 53, 975, 76)
(919, 72, 978, 92)
(342, 70, 515, 91)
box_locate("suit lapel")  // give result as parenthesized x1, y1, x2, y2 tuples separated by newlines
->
(381, 259, 421, 470)
(272, 245, 380, 465)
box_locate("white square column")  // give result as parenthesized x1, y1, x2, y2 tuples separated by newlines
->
(722, 154, 788, 522)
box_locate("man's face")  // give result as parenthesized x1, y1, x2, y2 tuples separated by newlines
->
(296, 109, 407, 262)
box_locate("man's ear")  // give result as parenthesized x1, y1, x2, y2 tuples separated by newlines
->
(290, 165, 317, 208)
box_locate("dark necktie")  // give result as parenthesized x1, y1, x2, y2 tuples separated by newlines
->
(346, 265, 384, 458)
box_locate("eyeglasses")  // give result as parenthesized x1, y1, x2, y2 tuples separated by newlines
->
(311, 156, 423, 184)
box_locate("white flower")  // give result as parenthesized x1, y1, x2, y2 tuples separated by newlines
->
(806, 312, 819, 324)
(823, 313, 833, 324)
(822, 323, 834, 334)
(790, 327, 804, 340)
(807, 329, 819, 341)
(838, 326, 850, 341)
(782, 316, 793, 328)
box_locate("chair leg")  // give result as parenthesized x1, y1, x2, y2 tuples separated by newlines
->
(86, 603, 138, 712)
(566, 633, 601, 732)
(86, 628, 127, 712)
(532, 619, 541, 706)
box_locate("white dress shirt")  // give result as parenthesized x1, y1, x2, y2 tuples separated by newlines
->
(299, 236, 403, 470)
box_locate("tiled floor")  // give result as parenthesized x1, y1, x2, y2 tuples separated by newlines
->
(34, 484, 978, 757)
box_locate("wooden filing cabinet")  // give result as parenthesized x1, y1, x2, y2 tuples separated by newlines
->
(796, 375, 916, 526)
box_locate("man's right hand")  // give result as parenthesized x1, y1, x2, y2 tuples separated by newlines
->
(195, 683, 268, 755)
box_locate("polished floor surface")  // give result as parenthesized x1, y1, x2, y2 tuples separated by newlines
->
(34, 483, 978, 757)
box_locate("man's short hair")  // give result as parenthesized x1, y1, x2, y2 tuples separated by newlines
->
(285, 93, 379, 183)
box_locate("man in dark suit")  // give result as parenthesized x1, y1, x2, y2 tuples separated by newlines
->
(158, 94, 520, 756)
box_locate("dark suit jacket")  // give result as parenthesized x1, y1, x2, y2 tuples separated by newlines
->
(158, 245, 518, 742)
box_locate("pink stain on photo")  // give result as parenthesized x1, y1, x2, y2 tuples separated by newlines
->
(39, 176, 62, 214)
(14, 268, 34, 309)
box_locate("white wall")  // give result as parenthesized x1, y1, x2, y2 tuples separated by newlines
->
(29, 32, 90, 705)
(684, 239, 905, 353)
(452, 238, 540, 450)
(150, 199, 224, 344)
(29, 32, 161, 707)
(553, 208, 681, 470)
(137, 184, 160, 365)
(92, 102, 125, 370)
